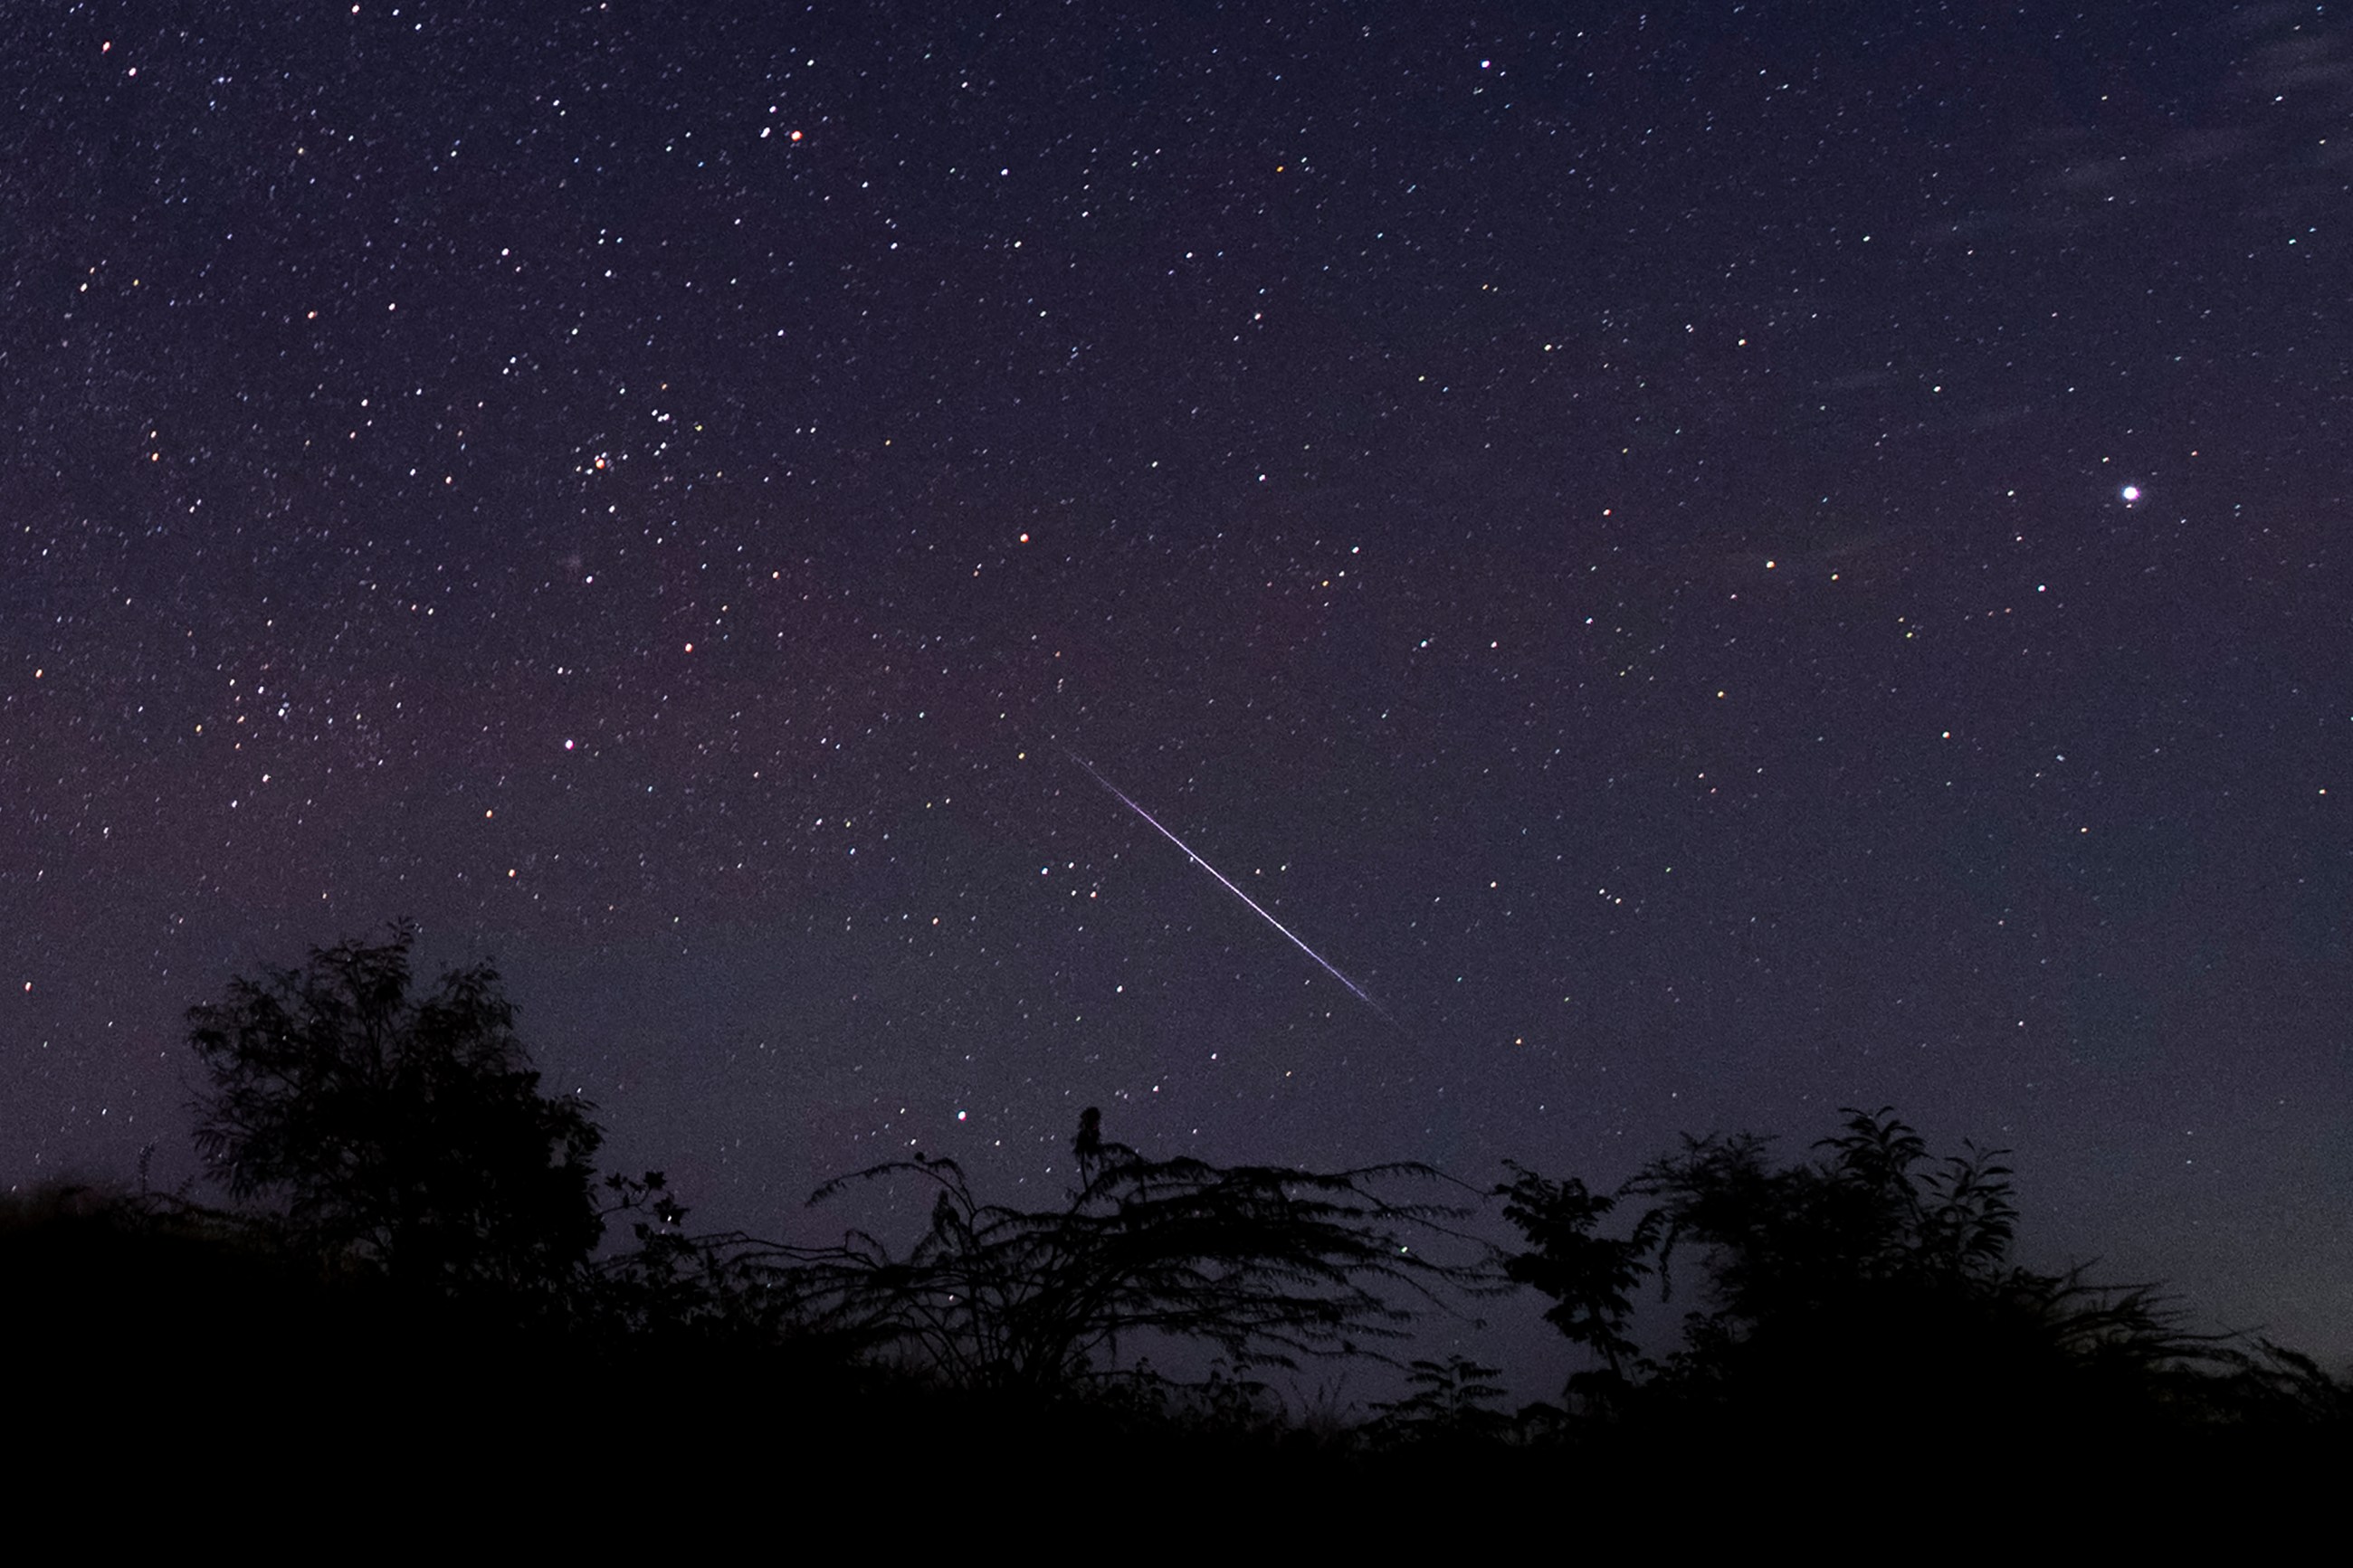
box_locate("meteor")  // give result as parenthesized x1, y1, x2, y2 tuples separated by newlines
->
(1067, 750, 1394, 1023)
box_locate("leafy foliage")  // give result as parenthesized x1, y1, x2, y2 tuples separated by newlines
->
(775, 1110, 1490, 1392)
(186, 925, 605, 1298)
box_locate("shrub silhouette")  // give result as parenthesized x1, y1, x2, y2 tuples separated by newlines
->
(774, 1109, 1490, 1395)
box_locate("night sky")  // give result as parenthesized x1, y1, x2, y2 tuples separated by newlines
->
(5, 2, 2348, 1377)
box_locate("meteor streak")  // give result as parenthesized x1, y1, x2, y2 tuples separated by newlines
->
(1067, 750, 1394, 1023)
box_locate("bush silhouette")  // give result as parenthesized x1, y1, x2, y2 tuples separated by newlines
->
(774, 1109, 1491, 1396)
(1499, 1107, 2306, 1459)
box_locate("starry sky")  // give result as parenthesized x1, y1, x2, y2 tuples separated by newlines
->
(5, 2, 2348, 1375)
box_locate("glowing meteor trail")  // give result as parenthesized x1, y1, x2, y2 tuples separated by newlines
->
(1068, 750, 1394, 1023)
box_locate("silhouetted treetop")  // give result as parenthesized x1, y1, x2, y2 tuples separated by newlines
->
(1495, 1164, 1653, 1383)
(1634, 1107, 2023, 1318)
(186, 924, 605, 1297)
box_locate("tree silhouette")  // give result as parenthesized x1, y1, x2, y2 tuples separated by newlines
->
(186, 924, 605, 1304)
(1495, 1164, 1655, 1396)
(776, 1109, 1489, 1394)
